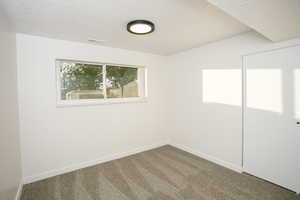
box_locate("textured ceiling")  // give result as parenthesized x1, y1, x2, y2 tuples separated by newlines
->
(0, 0, 251, 55)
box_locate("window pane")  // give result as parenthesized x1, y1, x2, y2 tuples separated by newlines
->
(59, 62, 104, 100)
(106, 65, 138, 98)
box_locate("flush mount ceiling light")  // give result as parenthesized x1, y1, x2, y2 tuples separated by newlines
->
(127, 20, 155, 35)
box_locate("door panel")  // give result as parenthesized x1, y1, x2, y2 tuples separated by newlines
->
(244, 46, 300, 193)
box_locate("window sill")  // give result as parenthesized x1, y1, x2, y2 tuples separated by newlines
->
(56, 97, 147, 108)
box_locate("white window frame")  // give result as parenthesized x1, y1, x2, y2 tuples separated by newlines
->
(56, 59, 148, 107)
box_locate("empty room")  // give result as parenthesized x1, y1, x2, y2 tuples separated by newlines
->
(1, 0, 300, 199)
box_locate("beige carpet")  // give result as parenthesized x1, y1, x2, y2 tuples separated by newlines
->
(21, 145, 300, 200)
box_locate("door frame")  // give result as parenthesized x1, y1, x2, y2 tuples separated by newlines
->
(241, 44, 300, 194)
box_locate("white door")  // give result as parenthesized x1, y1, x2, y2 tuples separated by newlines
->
(244, 45, 300, 193)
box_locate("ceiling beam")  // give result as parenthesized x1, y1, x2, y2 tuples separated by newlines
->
(208, 0, 300, 42)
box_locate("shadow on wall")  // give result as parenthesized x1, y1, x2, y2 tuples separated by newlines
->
(172, 66, 243, 166)
(202, 67, 300, 120)
(201, 66, 300, 178)
(0, 187, 19, 200)
(172, 65, 300, 166)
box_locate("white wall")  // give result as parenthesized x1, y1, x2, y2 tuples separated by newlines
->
(0, 11, 22, 200)
(168, 31, 300, 170)
(17, 34, 169, 182)
(17, 30, 300, 184)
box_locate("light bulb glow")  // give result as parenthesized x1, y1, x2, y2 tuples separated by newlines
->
(129, 23, 152, 34)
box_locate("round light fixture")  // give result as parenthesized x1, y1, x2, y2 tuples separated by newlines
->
(127, 20, 155, 35)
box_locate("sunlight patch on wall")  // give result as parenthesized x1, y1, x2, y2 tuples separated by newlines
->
(203, 69, 241, 106)
(295, 69, 300, 119)
(247, 69, 282, 113)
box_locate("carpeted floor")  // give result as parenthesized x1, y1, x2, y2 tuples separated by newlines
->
(21, 145, 300, 200)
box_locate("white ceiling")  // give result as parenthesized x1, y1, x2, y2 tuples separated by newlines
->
(208, 0, 300, 42)
(0, 0, 250, 55)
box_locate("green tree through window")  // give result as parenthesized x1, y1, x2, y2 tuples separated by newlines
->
(60, 63, 103, 100)
(106, 66, 138, 98)
(58, 61, 141, 101)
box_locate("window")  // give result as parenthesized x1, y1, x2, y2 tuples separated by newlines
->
(56, 59, 147, 106)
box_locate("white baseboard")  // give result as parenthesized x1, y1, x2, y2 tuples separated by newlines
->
(23, 141, 168, 184)
(170, 143, 243, 173)
(15, 181, 23, 200)
(23, 140, 243, 184)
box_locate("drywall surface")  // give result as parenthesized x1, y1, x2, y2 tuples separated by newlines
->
(17, 34, 169, 182)
(168, 31, 300, 169)
(17, 30, 300, 183)
(0, 0, 250, 55)
(0, 11, 22, 200)
(208, 0, 300, 42)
